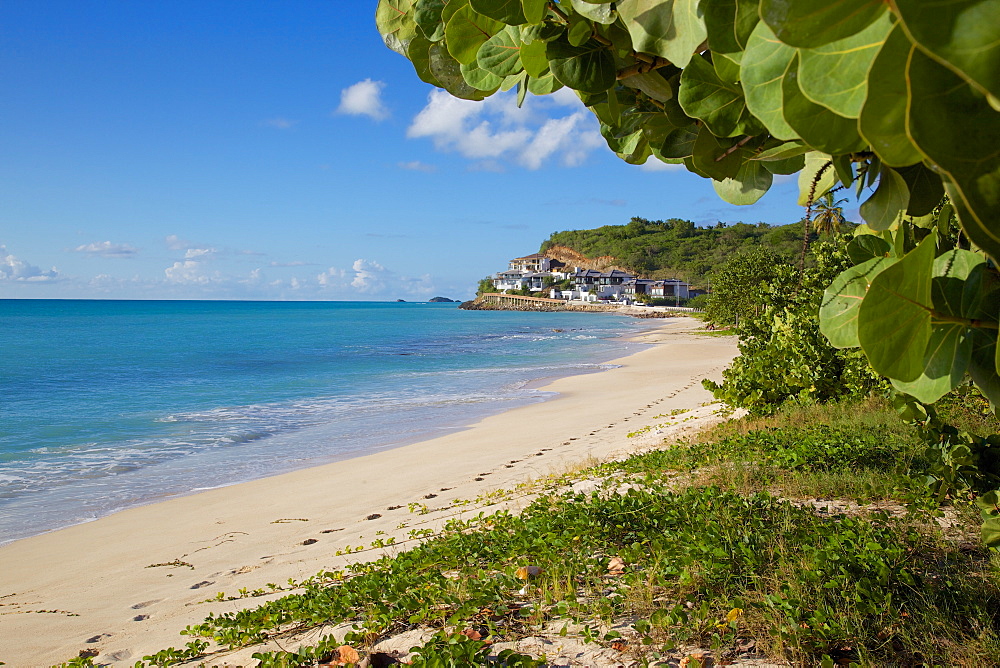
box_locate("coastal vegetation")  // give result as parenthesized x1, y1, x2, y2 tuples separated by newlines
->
(59, 397, 1000, 667)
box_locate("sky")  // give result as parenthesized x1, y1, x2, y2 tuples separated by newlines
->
(0, 1, 809, 301)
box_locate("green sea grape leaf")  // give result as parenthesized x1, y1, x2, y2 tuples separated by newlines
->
(617, 0, 707, 69)
(858, 24, 923, 167)
(526, 71, 562, 94)
(546, 37, 616, 94)
(781, 55, 869, 155)
(896, 163, 945, 217)
(857, 231, 937, 382)
(820, 256, 896, 348)
(741, 22, 800, 141)
(377, 0, 416, 37)
(570, 0, 617, 24)
(442, 0, 471, 23)
(931, 249, 986, 318)
(969, 328, 1000, 409)
(797, 151, 835, 206)
(521, 0, 547, 23)
(691, 128, 763, 180)
(478, 25, 524, 77)
(620, 70, 675, 102)
(762, 154, 805, 174)
(713, 159, 773, 204)
(429, 41, 491, 99)
(846, 234, 892, 264)
(446, 5, 503, 64)
(409, 33, 445, 87)
(567, 15, 593, 46)
(753, 142, 808, 162)
(796, 12, 892, 118)
(678, 54, 758, 137)
(660, 125, 699, 159)
(832, 154, 854, 188)
(470, 0, 526, 23)
(713, 52, 742, 85)
(891, 324, 973, 403)
(894, 0, 1000, 100)
(860, 166, 910, 231)
(700, 0, 759, 55)
(414, 0, 446, 41)
(461, 57, 504, 90)
(907, 48, 1000, 263)
(519, 38, 548, 77)
(760, 0, 887, 49)
(892, 250, 988, 403)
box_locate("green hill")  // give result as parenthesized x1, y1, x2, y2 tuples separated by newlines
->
(540, 217, 820, 288)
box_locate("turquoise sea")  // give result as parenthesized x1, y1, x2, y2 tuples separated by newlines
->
(0, 300, 652, 544)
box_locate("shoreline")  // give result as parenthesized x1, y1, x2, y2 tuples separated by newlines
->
(0, 309, 657, 547)
(0, 318, 737, 666)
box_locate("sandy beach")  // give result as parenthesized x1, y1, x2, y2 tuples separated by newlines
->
(0, 318, 737, 666)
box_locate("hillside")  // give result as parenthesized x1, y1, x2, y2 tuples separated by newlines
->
(539, 217, 817, 287)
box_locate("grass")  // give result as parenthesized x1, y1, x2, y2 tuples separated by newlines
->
(59, 397, 1000, 668)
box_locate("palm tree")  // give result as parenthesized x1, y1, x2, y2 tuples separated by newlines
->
(813, 192, 848, 236)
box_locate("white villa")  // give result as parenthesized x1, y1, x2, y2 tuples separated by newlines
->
(489, 254, 692, 303)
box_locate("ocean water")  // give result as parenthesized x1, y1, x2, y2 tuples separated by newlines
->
(0, 300, 652, 544)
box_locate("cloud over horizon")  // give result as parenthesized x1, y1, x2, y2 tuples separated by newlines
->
(0, 246, 60, 282)
(336, 79, 390, 121)
(73, 241, 139, 258)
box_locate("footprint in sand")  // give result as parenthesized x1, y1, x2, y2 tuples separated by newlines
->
(86, 633, 112, 643)
(439, 487, 452, 492)
(322, 528, 345, 533)
(386, 505, 403, 511)
(190, 580, 213, 589)
(423, 493, 438, 499)
(366, 513, 382, 520)
(302, 538, 318, 545)
(130, 600, 160, 610)
(474, 477, 484, 481)
(133, 614, 149, 622)
(504, 465, 514, 468)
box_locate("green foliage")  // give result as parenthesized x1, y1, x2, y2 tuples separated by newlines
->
(704, 246, 785, 326)
(477, 277, 496, 295)
(540, 216, 813, 286)
(377, 0, 1000, 416)
(705, 239, 886, 414)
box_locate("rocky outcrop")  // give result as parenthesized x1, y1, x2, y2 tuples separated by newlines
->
(542, 244, 630, 273)
(428, 297, 455, 302)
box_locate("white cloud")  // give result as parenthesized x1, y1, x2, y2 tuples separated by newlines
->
(350, 258, 389, 293)
(398, 160, 437, 173)
(0, 246, 60, 282)
(336, 79, 389, 121)
(165, 260, 215, 284)
(406, 89, 603, 170)
(184, 247, 216, 259)
(73, 241, 139, 258)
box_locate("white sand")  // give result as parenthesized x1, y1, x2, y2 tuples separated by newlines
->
(0, 318, 737, 666)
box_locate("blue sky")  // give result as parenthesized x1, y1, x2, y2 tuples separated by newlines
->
(1, 2, 807, 301)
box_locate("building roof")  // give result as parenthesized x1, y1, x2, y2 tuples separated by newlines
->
(512, 253, 546, 261)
